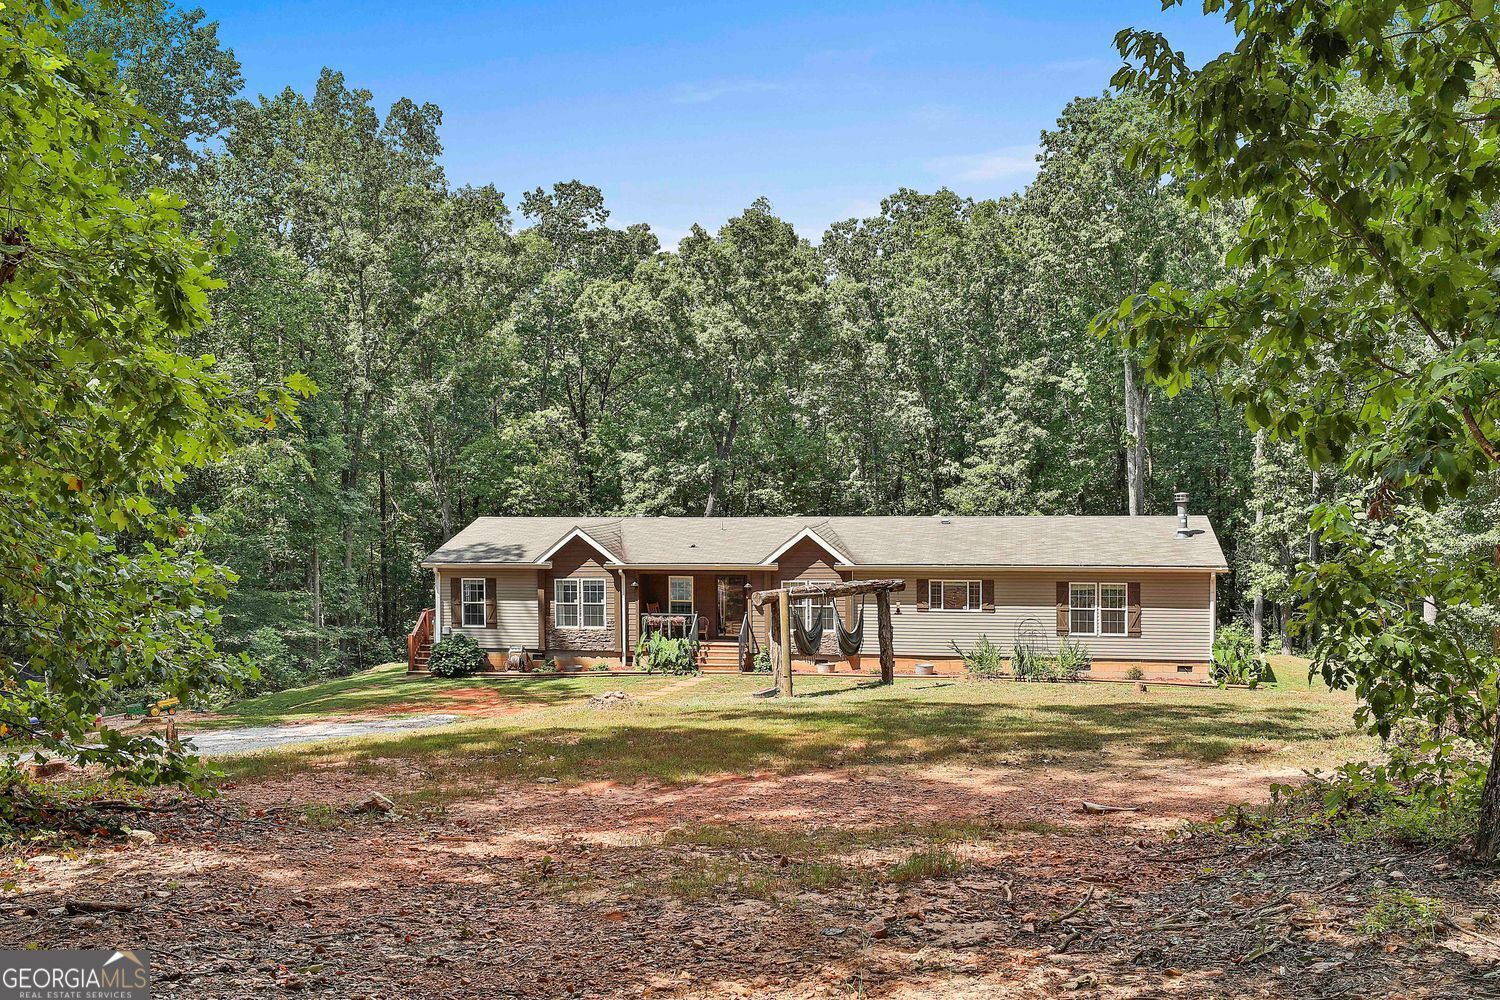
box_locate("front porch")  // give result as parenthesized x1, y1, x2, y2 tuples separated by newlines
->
(630, 571, 762, 641)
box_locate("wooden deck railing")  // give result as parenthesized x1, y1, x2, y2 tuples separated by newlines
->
(407, 607, 434, 671)
(639, 612, 703, 640)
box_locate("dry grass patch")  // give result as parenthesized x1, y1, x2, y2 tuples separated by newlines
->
(885, 845, 965, 884)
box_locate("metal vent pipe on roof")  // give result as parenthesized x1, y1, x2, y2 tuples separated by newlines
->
(1174, 492, 1191, 538)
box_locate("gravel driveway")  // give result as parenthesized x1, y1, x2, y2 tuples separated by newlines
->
(185, 713, 461, 756)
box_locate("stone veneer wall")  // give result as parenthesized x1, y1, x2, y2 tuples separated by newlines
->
(547, 625, 617, 653)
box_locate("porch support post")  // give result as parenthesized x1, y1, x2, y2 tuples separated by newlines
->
(537, 573, 547, 652)
(876, 589, 895, 685)
(617, 568, 628, 666)
(777, 590, 793, 697)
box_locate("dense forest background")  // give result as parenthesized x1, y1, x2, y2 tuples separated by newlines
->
(77, 1, 1487, 693)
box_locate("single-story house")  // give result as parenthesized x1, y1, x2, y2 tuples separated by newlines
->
(412, 499, 1227, 680)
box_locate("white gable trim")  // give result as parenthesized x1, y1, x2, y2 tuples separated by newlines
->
(535, 526, 620, 565)
(760, 527, 853, 566)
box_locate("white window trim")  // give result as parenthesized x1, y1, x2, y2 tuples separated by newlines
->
(580, 578, 608, 630)
(1099, 582, 1128, 637)
(667, 575, 695, 616)
(1068, 582, 1099, 637)
(461, 578, 487, 628)
(795, 594, 835, 630)
(554, 579, 580, 629)
(927, 579, 982, 612)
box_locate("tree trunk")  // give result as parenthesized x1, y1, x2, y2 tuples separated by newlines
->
(1473, 717, 1500, 862)
(1279, 600, 1292, 655)
(309, 546, 324, 631)
(1479, 545, 1500, 862)
(1307, 469, 1322, 562)
(379, 455, 390, 639)
(1123, 355, 1149, 515)
(703, 401, 741, 518)
(1251, 430, 1266, 650)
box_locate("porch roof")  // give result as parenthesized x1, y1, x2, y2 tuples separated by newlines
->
(422, 515, 1229, 572)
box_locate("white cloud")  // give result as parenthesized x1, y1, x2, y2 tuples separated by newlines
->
(925, 144, 1041, 187)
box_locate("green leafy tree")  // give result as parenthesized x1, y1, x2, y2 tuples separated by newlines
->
(674, 199, 830, 516)
(1105, 1, 1500, 856)
(66, 0, 241, 185)
(0, 0, 304, 784)
(1021, 94, 1235, 516)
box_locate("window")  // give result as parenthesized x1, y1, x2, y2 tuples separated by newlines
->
(928, 580, 982, 612)
(668, 576, 694, 615)
(1069, 583, 1097, 635)
(797, 595, 835, 631)
(461, 579, 486, 628)
(581, 579, 607, 628)
(1100, 583, 1127, 636)
(554, 580, 579, 627)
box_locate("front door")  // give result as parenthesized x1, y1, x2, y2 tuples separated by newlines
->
(716, 575, 748, 638)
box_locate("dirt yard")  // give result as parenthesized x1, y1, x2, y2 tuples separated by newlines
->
(5, 670, 1499, 999)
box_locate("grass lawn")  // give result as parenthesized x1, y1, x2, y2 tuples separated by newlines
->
(212, 661, 1370, 798)
(196, 664, 681, 728)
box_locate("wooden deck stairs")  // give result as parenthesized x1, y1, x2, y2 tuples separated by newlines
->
(697, 639, 746, 672)
(407, 607, 434, 673)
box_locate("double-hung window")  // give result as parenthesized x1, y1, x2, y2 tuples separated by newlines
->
(1068, 583, 1097, 635)
(581, 579, 607, 628)
(928, 580, 982, 612)
(668, 576, 694, 615)
(461, 579, 486, 627)
(555, 579, 607, 629)
(797, 595, 835, 631)
(1068, 583, 1129, 636)
(1099, 583, 1128, 636)
(554, 580, 580, 627)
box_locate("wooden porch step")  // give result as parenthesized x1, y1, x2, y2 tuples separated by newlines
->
(698, 642, 745, 671)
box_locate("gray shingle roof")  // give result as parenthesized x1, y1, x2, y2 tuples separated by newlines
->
(422, 515, 1228, 571)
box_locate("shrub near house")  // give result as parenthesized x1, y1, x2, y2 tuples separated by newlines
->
(427, 635, 488, 678)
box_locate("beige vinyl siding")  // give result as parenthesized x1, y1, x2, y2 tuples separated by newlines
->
(436, 568, 539, 650)
(852, 570, 1212, 662)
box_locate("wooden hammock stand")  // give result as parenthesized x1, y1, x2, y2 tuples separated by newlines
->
(749, 578, 905, 697)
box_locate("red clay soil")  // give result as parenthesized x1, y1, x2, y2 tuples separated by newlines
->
(5, 762, 1497, 999)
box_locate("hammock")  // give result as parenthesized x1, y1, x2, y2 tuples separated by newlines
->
(834, 596, 866, 656)
(737, 612, 759, 671)
(791, 596, 826, 654)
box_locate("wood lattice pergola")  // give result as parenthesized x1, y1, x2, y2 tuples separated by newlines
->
(749, 578, 906, 696)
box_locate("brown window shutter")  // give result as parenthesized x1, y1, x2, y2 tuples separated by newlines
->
(1127, 581, 1142, 637)
(915, 579, 929, 611)
(450, 575, 462, 627)
(485, 577, 497, 628)
(1055, 581, 1068, 635)
(982, 579, 995, 612)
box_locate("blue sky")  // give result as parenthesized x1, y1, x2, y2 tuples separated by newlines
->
(206, 1, 1234, 244)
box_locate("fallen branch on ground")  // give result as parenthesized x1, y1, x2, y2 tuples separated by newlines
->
(65, 899, 137, 915)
